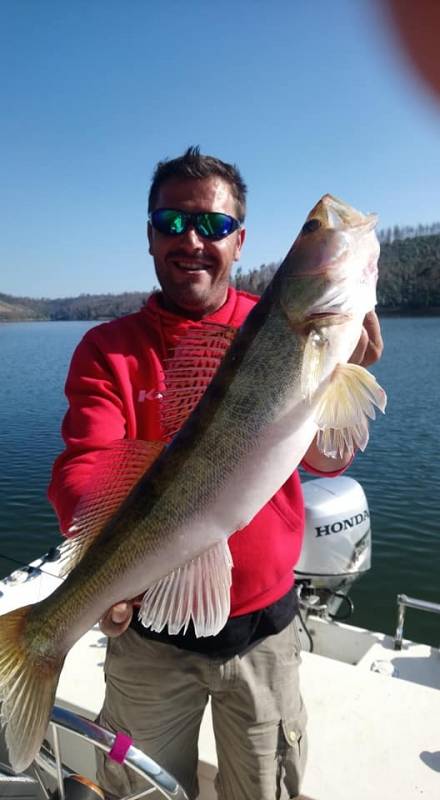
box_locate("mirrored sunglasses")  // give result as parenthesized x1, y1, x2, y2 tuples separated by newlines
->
(149, 208, 241, 241)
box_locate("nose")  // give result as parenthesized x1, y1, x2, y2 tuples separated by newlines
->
(179, 224, 205, 248)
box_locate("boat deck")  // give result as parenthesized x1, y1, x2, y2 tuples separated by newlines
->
(52, 617, 440, 800)
(1, 563, 439, 799)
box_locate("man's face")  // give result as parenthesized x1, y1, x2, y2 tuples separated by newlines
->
(148, 176, 246, 318)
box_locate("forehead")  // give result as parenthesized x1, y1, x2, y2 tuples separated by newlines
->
(154, 177, 237, 215)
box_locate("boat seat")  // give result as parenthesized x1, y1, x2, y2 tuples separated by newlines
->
(0, 725, 43, 800)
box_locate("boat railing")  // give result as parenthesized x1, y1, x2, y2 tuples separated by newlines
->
(33, 705, 189, 800)
(394, 593, 440, 650)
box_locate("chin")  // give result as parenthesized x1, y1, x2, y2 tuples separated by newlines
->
(161, 279, 228, 317)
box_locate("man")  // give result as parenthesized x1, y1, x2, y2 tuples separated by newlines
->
(49, 147, 383, 800)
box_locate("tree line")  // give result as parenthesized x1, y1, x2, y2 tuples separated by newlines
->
(1, 229, 440, 322)
(378, 222, 440, 244)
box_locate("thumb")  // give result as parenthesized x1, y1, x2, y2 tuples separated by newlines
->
(111, 602, 133, 624)
(100, 601, 134, 637)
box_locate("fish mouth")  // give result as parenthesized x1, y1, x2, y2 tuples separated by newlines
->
(306, 194, 378, 233)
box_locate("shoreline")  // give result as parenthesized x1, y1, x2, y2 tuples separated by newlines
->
(2, 308, 440, 323)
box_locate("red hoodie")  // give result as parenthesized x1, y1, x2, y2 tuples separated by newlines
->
(48, 288, 336, 617)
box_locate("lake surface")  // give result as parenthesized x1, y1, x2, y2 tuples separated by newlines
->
(0, 317, 439, 646)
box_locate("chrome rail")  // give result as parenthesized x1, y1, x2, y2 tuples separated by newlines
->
(34, 705, 189, 800)
(394, 593, 440, 650)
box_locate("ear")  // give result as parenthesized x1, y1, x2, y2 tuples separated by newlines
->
(147, 222, 153, 255)
(233, 226, 246, 262)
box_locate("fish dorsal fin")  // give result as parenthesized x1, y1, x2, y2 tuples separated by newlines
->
(314, 363, 387, 458)
(138, 539, 233, 637)
(59, 439, 165, 575)
(162, 322, 236, 439)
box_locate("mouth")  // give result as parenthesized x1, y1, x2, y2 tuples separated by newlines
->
(171, 259, 212, 273)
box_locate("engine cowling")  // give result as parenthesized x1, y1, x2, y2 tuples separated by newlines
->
(295, 476, 371, 617)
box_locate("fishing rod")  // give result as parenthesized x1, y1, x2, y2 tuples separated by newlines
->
(0, 546, 63, 582)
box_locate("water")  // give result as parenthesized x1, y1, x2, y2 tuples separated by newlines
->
(340, 317, 440, 646)
(0, 317, 439, 646)
(0, 322, 96, 564)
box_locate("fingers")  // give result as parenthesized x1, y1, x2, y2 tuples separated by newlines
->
(349, 327, 369, 366)
(349, 311, 384, 367)
(362, 311, 384, 364)
(99, 601, 134, 638)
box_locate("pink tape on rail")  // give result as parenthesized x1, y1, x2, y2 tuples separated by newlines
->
(108, 731, 133, 764)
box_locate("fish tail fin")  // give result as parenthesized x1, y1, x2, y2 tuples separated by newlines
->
(0, 605, 63, 773)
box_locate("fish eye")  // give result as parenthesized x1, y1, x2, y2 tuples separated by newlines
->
(302, 218, 321, 234)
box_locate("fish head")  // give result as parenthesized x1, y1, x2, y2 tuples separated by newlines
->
(280, 194, 380, 325)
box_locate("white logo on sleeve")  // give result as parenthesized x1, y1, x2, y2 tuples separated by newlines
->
(138, 389, 163, 402)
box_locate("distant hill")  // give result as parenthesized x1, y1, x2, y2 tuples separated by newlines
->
(2, 230, 440, 322)
(0, 291, 149, 322)
(377, 233, 440, 311)
(0, 296, 42, 321)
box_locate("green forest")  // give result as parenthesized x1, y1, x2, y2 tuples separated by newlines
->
(1, 226, 440, 322)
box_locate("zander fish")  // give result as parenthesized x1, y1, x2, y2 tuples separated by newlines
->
(0, 194, 386, 772)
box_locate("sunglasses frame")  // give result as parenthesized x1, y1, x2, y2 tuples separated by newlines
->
(149, 208, 241, 241)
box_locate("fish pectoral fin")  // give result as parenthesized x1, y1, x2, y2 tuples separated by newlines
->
(59, 439, 166, 576)
(138, 539, 233, 637)
(314, 363, 387, 458)
(301, 328, 330, 400)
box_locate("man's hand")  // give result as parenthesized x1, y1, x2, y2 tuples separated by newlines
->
(99, 598, 141, 637)
(349, 310, 383, 367)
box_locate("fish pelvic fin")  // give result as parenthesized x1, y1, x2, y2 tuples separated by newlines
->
(314, 363, 387, 458)
(138, 539, 233, 637)
(60, 439, 166, 575)
(0, 605, 64, 773)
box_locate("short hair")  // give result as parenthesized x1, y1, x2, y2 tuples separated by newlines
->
(148, 146, 247, 223)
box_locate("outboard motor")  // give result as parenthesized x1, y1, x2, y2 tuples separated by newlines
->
(295, 476, 371, 620)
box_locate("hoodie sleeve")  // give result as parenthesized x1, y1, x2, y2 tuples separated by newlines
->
(48, 331, 127, 536)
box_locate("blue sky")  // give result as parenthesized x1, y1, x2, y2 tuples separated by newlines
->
(1, 0, 439, 299)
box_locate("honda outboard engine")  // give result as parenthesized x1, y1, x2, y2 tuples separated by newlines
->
(295, 476, 371, 619)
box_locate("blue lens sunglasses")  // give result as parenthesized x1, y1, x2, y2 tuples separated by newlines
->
(149, 208, 241, 241)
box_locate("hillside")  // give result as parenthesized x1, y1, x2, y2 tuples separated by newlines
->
(0, 297, 42, 321)
(377, 233, 440, 310)
(0, 291, 149, 322)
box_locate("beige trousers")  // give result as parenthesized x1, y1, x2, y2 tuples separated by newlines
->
(97, 621, 307, 800)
